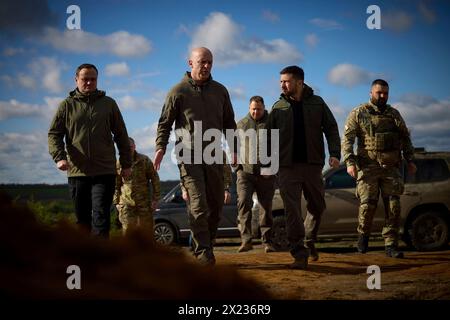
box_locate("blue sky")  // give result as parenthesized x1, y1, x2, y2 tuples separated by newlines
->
(1, 0, 449, 183)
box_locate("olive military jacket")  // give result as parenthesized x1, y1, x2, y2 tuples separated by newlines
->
(155, 72, 236, 161)
(265, 84, 341, 168)
(48, 89, 132, 177)
(236, 111, 270, 175)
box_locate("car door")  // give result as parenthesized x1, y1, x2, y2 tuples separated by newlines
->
(318, 167, 361, 235)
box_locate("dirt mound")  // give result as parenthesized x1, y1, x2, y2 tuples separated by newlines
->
(0, 192, 270, 299)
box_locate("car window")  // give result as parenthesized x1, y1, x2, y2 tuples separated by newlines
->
(325, 168, 356, 189)
(404, 158, 450, 183)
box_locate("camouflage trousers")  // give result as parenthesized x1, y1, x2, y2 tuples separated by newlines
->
(180, 163, 224, 262)
(117, 204, 154, 235)
(236, 170, 275, 245)
(356, 165, 404, 246)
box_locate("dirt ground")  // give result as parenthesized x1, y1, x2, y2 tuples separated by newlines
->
(185, 239, 450, 300)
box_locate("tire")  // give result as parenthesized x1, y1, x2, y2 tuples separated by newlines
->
(409, 211, 449, 251)
(271, 215, 290, 251)
(154, 221, 176, 245)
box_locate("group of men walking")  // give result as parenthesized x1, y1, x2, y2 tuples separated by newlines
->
(48, 46, 416, 270)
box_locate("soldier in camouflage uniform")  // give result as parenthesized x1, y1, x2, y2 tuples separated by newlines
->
(114, 138, 161, 236)
(342, 79, 417, 258)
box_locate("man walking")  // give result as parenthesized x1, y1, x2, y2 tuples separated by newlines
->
(48, 63, 132, 238)
(114, 137, 161, 236)
(342, 79, 416, 258)
(154, 47, 236, 265)
(264, 66, 341, 269)
(236, 96, 276, 253)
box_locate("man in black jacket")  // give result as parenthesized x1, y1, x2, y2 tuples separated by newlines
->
(264, 66, 341, 269)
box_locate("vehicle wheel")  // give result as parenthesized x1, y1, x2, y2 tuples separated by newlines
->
(409, 211, 449, 251)
(154, 221, 176, 245)
(272, 215, 289, 251)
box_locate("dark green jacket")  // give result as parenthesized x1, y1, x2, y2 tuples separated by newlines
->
(265, 84, 341, 168)
(236, 111, 269, 174)
(155, 72, 236, 156)
(48, 89, 132, 177)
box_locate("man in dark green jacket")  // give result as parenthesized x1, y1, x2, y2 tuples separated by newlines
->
(154, 47, 236, 266)
(48, 63, 132, 238)
(236, 96, 276, 253)
(264, 66, 341, 269)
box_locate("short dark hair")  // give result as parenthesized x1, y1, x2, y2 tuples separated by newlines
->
(128, 137, 135, 145)
(371, 79, 389, 88)
(249, 95, 264, 105)
(76, 63, 98, 76)
(280, 65, 304, 80)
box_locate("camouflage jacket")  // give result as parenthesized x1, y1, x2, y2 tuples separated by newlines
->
(48, 89, 132, 177)
(155, 72, 236, 160)
(236, 111, 270, 175)
(342, 101, 415, 168)
(113, 151, 160, 206)
(265, 84, 341, 167)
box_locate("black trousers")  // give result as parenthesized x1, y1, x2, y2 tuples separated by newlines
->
(68, 175, 116, 238)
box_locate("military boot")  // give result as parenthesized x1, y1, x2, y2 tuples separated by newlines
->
(357, 234, 369, 253)
(306, 242, 319, 261)
(385, 246, 404, 258)
(288, 256, 308, 270)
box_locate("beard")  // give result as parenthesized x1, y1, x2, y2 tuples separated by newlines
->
(371, 97, 387, 108)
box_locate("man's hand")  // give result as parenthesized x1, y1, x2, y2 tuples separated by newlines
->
(121, 167, 132, 178)
(347, 165, 357, 179)
(57, 160, 70, 171)
(154, 149, 165, 171)
(151, 200, 159, 210)
(329, 157, 340, 168)
(408, 162, 417, 176)
(224, 190, 231, 204)
(231, 152, 238, 166)
(182, 190, 189, 202)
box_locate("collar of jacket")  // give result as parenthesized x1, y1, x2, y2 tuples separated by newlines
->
(278, 83, 314, 104)
(245, 110, 268, 124)
(183, 72, 213, 89)
(70, 88, 106, 101)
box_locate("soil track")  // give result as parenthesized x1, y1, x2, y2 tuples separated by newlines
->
(199, 240, 450, 300)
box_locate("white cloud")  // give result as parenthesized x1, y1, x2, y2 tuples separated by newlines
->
(28, 57, 66, 93)
(40, 27, 152, 57)
(305, 33, 319, 48)
(3, 47, 25, 56)
(382, 11, 413, 32)
(105, 62, 130, 77)
(190, 12, 302, 66)
(0, 131, 66, 184)
(262, 10, 280, 23)
(328, 64, 374, 88)
(393, 95, 450, 151)
(309, 18, 343, 30)
(117, 90, 165, 111)
(228, 87, 247, 101)
(0, 97, 61, 121)
(17, 74, 36, 90)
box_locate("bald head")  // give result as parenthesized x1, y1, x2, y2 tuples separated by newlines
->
(188, 47, 213, 84)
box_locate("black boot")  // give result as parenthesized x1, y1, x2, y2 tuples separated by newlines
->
(385, 246, 404, 258)
(357, 234, 369, 253)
